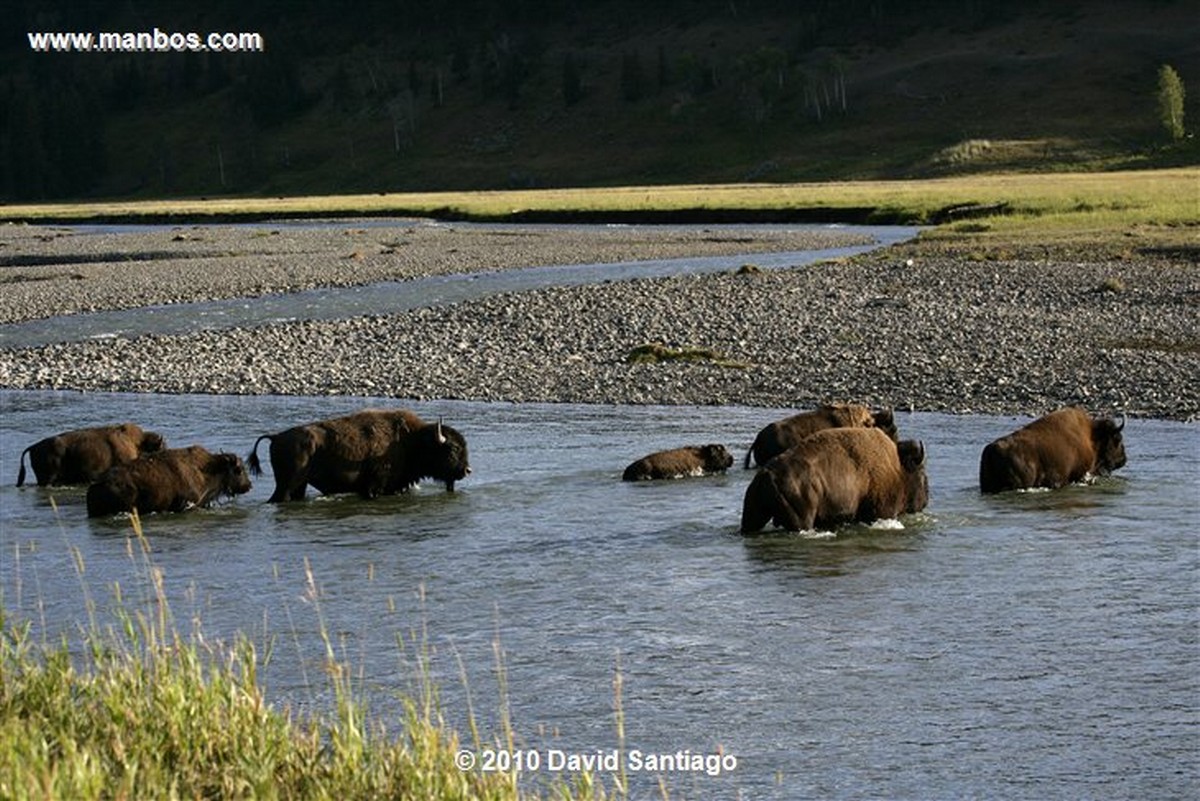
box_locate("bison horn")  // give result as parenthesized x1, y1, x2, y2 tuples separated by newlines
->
(916, 441, 926, 466)
(436, 417, 446, 444)
(1116, 413, 1126, 432)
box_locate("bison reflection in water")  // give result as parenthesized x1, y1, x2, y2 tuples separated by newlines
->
(622, 444, 735, 481)
(979, 406, 1127, 493)
(86, 445, 252, 518)
(741, 427, 928, 533)
(247, 408, 471, 503)
(744, 403, 897, 469)
(16, 423, 166, 487)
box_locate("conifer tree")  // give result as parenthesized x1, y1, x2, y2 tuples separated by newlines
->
(1156, 64, 1186, 142)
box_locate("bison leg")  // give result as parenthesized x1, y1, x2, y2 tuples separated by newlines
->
(979, 440, 1032, 493)
(266, 478, 306, 503)
(772, 487, 816, 532)
(740, 471, 776, 533)
(86, 476, 135, 518)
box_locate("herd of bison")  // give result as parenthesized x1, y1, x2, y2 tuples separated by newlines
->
(14, 403, 1127, 533)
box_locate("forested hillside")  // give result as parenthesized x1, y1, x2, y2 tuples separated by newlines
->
(1, 0, 1195, 200)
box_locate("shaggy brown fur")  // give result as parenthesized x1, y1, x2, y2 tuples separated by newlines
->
(979, 406, 1126, 493)
(744, 403, 895, 469)
(17, 423, 166, 487)
(622, 444, 735, 481)
(741, 427, 928, 533)
(247, 408, 470, 502)
(86, 445, 251, 517)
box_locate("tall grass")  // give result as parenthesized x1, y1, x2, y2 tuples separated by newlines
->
(2, 168, 1195, 240)
(0, 513, 616, 801)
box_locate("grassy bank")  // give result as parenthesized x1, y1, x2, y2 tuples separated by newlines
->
(0, 520, 612, 801)
(2, 169, 1195, 248)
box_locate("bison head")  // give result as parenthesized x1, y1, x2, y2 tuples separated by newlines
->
(214, 453, 254, 498)
(872, 408, 898, 441)
(415, 419, 471, 491)
(1092, 414, 1127, 475)
(897, 439, 930, 514)
(141, 432, 167, 454)
(701, 444, 735, 472)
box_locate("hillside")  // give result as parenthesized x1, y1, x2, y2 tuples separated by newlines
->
(1, 0, 1196, 201)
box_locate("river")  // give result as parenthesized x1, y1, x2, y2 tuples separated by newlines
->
(2, 390, 1197, 800)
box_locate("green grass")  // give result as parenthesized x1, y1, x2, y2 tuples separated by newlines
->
(626, 343, 749, 369)
(0, 515, 616, 801)
(3, 168, 1194, 247)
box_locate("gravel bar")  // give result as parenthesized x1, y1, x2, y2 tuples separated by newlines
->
(1, 222, 1197, 421)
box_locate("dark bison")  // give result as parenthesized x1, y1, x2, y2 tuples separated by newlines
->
(741, 427, 928, 533)
(979, 406, 1127, 493)
(86, 445, 252, 518)
(622, 444, 735, 481)
(744, 403, 896, 469)
(17, 423, 166, 487)
(247, 408, 470, 503)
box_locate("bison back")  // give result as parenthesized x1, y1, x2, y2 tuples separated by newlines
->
(744, 428, 905, 532)
(24, 423, 159, 487)
(979, 407, 1098, 492)
(86, 446, 214, 517)
(624, 445, 731, 481)
(745, 404, 875, 468)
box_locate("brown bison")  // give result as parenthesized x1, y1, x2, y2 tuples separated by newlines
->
(17, 423, 166, 487)
(979, 407, 1127, 493)
(744, 403, 897, 468)
(741, 427, 928, 533)
(247, 408, 471, 503)
(622, 444, 735, 481)
(86, 445, 252, 518)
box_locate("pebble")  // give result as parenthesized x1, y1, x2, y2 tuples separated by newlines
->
(0, 223, 1197, 421)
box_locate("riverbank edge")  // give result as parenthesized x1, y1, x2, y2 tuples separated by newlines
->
(1, 215, 1196, 422)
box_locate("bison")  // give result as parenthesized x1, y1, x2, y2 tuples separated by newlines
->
(741, 427, 928, 533)
(17, 423, 166, 487)
(247, 408, 471, 503)
(622, 444, 735, 481)
(86, 445, 252, 518)
(744, 403, 897, 469)
(979, 406, 1127, 493)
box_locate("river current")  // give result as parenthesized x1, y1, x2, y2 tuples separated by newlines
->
(2, 391, 1196, 800)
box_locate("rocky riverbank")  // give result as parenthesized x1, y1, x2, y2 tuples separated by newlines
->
(0, 221, 1197, 420)
(0, 221, 870, 323)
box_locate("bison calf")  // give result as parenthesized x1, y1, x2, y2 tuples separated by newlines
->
(86, 446, 252, 518)
(741, 427, 928, 533)
(17, 423, 166, 487)
(247, 408, 471, 503)
(979, 406, 1126, 493)
(622, 444, 734, 481)
(744, 403, 896, 469)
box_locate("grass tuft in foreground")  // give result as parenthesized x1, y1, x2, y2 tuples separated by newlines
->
(0, 516, 612, 801)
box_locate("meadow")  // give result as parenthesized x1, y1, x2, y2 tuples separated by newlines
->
(3, 168, 1196, 248)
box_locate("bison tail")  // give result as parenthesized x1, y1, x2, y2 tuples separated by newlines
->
(743, 447, 756, 470)
(247, 435, 271, 477)
(16, 446, 31, 487)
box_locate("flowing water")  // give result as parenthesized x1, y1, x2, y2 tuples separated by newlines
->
(2, 390, 1197, 800)
(0, 223, 917, 348)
